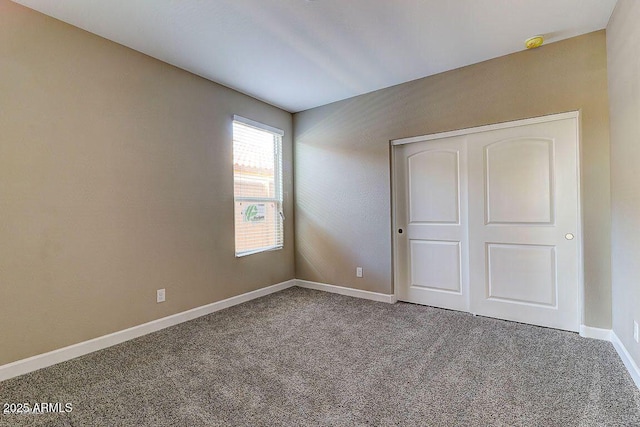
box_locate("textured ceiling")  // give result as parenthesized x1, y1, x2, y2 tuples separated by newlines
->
(12, 0, 618, 112)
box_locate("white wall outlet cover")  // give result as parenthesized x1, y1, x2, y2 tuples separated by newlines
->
(356, 267, 363, 278)
(157, 289, 166, 303)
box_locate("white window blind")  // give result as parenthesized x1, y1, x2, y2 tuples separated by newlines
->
(232, 116, 284, 257)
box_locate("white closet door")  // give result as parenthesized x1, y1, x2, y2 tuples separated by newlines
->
(467, 118, 579, 331)
(393, 113, 580, 332)
(394, 136, 469, 312)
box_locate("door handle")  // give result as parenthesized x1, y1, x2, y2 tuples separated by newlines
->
(398, 228, 404, 234)
(565, 233, 574, 240)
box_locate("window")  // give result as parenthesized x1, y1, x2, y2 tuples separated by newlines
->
(232, 115, 284, 257)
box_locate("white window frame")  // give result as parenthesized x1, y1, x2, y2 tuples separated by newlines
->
(232, 115, 284, 257)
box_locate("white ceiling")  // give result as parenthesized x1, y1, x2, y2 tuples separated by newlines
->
(13, 0, 617, 113)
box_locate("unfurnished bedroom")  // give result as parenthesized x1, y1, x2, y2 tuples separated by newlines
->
(1, 0, 640, 425)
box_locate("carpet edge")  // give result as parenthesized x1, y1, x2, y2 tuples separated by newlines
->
(0, 279, 296, 382)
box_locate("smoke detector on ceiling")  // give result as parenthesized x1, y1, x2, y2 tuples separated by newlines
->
(525, 36, 544, 49)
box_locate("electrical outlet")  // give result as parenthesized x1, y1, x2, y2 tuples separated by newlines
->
(634, 321, 639, 343)
(157, 288, 166, 303)
(356, 267, 363, 278)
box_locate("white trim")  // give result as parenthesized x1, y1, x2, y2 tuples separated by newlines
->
(295, 279, 397, 304)
(577, 327, 640, 391)
(0, 280, 296, 382)
(575, 111, 584, 330)
(233, 114, 284, 136)
(579, 325, 612, 341)
(611, 332, 640, 390)
(391, 111, 579, 146)
(390, 143, 400, 303)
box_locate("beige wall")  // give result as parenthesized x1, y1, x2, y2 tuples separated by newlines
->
(294, 31, 612, 329)
(0, 0, 294, 365)
(607, 0, 640, 366)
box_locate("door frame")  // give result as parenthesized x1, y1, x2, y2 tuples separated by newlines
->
(390, 111, 583, 328)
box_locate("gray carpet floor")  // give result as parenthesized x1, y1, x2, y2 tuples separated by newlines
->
(1, 287, 639, 426)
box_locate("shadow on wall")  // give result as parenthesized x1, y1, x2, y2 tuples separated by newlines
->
(294, 138, 391, 293)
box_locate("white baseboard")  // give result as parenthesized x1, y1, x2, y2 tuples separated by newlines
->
(611, 331, 640, 390)
(578, 326, 640, 390)
(0, 279, 296, 382)
(5, 279, 639, 394)
(579, 325, 612, 341)
(295, 279, 396, 303)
